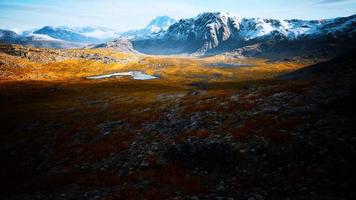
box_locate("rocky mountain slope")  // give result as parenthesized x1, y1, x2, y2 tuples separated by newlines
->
(281, 48, 356, 79)
(93, 38, 139, 53)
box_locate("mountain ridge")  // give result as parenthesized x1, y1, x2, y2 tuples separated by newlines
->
(132, 12, 356, 56)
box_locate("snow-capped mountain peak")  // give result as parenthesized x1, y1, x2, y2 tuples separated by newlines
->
(146, 16, 177, 33)
(121, 15, 177, 39)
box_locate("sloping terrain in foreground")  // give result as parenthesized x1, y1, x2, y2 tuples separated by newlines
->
(0, 45, 355, 199)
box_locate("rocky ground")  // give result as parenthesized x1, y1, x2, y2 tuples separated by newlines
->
(0, 44, 136, 64)
(0, 48, 355, 200)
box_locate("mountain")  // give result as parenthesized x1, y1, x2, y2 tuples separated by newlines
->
(18, 26, 119, 44)
(121, 16, 177, 39)
(281, 48, 356, 80)
(33, 26, 100, 43)
(0, 29, 84, 49)
(0, 29, 20, 42)
(2, 13, 355, 54)
(93, 38, 138, 53)
(132, 12, 356, 56)
(0, 26, 120, 48)
(57, 26, 118, 40)
(145, 16, 177, 33)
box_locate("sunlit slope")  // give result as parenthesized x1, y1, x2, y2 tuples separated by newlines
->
(0, 45, 309, 82)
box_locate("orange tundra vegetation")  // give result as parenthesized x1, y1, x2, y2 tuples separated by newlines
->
(2, 44, 336, 199)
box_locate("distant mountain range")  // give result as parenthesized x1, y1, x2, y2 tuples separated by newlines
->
(0, 26, 120, 49)
(32, 26, 105, 43)
(0, 16, 176, 49)
(0, 29, 84, 49)
(1, 12, 355, 57)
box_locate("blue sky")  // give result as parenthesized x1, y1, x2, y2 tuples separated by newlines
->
(1, 0, 355, 31)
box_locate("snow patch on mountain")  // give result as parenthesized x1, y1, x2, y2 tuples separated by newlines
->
(81, 30, 118, 39)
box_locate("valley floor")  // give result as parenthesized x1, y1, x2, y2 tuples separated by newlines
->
(0, 45, 355, 200)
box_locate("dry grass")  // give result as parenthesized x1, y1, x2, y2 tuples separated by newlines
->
(0, 47, 309, 82)
(230, 115, 300, 145)
(0, 47, 313, 197)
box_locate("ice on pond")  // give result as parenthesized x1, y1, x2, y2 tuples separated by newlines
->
(87, 71, 157, 80)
